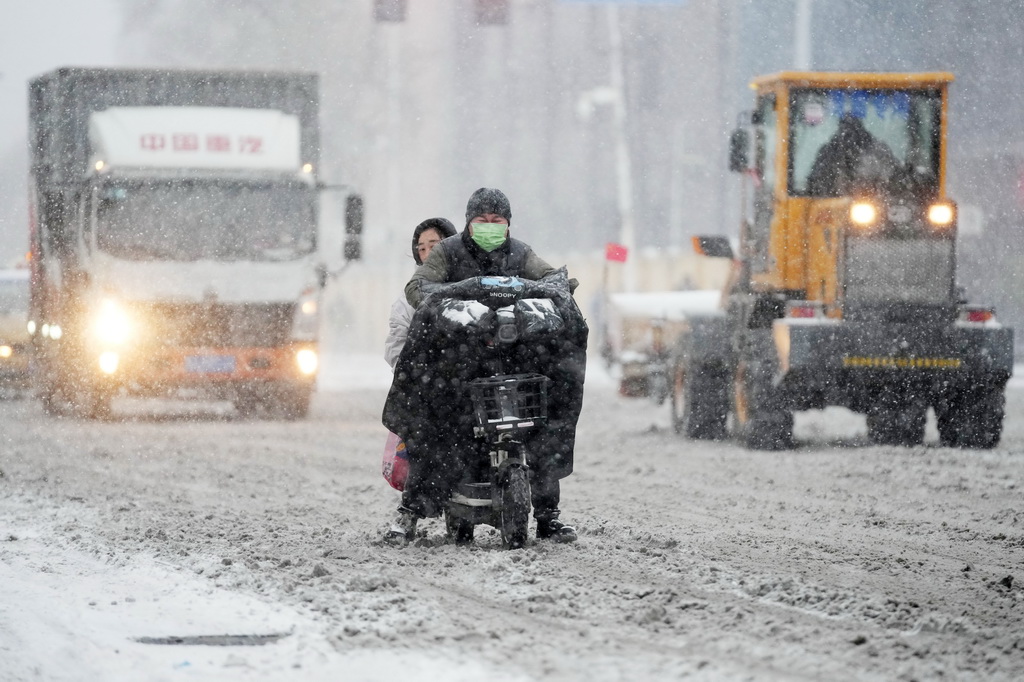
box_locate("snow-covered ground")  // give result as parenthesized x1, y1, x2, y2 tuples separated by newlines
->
(1, 354, 1022, 681)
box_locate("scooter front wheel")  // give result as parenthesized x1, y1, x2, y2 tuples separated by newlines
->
(500, 467, 531, 549)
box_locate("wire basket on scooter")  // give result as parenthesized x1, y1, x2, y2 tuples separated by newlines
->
(468, 373, 550, 433)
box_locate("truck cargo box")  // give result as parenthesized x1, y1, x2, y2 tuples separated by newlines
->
(29, 68, 320, 188)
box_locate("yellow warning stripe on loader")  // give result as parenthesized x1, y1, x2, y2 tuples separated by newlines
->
(842, 356, 962, 369)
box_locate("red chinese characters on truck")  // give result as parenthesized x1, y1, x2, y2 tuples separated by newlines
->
(138, 133, 264, 153)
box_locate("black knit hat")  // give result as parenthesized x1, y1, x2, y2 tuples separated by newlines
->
(411, 217, 457, 264)
(465, 187, 512, 225)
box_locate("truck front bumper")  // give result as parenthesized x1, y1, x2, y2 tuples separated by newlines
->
(92, 342, 317, 397)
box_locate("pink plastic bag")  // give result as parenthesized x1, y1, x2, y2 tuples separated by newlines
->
(382, 431, 409, 491)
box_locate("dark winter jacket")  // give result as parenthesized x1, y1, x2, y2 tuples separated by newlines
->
(405, 229, 557, 308)
(383, 269, 588, 515)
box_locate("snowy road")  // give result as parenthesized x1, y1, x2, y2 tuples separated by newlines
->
(1, 356, 1023, 681)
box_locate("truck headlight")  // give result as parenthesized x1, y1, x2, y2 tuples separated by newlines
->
(927, 202, 955, 227)
(849, 201, 879, 227)
(292, 288, 319, 341)
(98, 351, 120, 375)
(296, 348, 318, 375)
(93, 299, 134, 345)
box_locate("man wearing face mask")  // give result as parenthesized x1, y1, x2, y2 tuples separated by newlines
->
(392, 187, 581, 545)
(405, 187, 556, 307)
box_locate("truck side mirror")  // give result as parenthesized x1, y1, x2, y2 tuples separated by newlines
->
(728, 129, 750, 173)
(692, 235, 734, 260)
(344, 194, 364, 261)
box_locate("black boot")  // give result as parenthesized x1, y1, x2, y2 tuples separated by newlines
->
(383, 506, 418, 546)
(536, 511, 577, 543)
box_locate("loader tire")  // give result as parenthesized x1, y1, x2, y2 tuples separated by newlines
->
(670, 363, 729, 440)
(734, 358, 793, 450)
(936, 387, 1004, 449)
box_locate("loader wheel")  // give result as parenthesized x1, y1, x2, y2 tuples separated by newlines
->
(670, 363, 728, 440)
(936, 387, 1004, 449)
(733, 359, 793, 450)
(866, 400, 926, 446)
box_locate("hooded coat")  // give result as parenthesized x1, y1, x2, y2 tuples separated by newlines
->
(382, 268, 588, 518)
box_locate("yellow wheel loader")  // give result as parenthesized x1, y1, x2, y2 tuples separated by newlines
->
(677, 72, 1013, 449)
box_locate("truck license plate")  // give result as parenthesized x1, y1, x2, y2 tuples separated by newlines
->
(185, 355, 236, 374)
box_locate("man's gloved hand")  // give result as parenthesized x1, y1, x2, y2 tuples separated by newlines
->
(421, 277, 482, 301)
(479, 276, 525, 309)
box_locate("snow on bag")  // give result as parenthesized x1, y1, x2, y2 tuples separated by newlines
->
(382, 431, 409, 490)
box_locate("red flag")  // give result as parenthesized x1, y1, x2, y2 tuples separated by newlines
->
(605, 242, 628, 263)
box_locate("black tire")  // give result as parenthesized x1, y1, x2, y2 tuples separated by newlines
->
(734, 357, 793, 450)
(866, 400, 926, 446)
(499, 466, 530, 549)
(68, 373, 113, 421)
(444, 509, 475, 545)
(234, 391, 262, 419)
(235, 385, 311, 420)
(275, 386, 312, 420)
(39, 375, 67, 417)
(80, 389, 113, 421)
(937, 387, 1005, 449)
(670, 363, 729, 440)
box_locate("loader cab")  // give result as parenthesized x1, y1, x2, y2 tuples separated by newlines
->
(733, 72, 958, 322)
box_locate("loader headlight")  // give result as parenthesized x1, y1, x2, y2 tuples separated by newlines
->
(93, 299, 134, 345)
(849, 201, 880, 227)
(296, 348, 318, 376)
(927, 202, 955, 227)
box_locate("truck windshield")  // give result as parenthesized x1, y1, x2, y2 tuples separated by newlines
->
(789, 89, 942, 197)
(95, 179, 316, 262)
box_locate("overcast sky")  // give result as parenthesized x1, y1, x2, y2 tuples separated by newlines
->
(0, 0, 121, 264)
(0, 0, 120, 153)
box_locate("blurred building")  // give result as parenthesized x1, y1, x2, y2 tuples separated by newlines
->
(115, 0, 1024, 340)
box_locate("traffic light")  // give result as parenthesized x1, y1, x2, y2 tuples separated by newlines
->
(374, 0, 406, 22)
(475, 0, 509, 25)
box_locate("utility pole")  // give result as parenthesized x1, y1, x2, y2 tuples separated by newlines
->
(794, 0, 812, 69)
(606, 5, 637, 292)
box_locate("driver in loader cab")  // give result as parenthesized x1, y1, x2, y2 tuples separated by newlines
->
(807, 114, 901, 196)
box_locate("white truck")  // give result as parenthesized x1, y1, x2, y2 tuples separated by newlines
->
(28, 68, 363, 418)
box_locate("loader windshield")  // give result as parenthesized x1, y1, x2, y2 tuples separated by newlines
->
(94, 179, 316, 262)
(790, 89, 942, 197)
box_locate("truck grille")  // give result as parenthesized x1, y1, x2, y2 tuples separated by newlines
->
(144, 303, 295, 347)
(844, 238, 953, 305)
